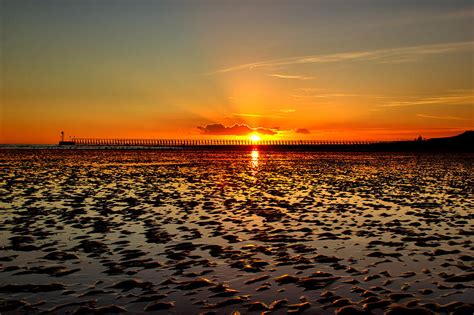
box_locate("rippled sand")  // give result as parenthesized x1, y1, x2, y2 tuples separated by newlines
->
(0, 149, 473, 314)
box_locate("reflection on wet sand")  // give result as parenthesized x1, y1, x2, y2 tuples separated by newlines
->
(0, 150, 473, 314)
(251, 148, 259, 169)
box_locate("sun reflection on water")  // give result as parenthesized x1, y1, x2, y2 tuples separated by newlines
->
(250, 149, 259, 169)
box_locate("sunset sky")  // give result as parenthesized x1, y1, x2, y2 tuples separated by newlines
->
(1, 0, 473, 144)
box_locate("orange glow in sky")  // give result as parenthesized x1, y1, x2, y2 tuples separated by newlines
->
(1, 1, 472, 144)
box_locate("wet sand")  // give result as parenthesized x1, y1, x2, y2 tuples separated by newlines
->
(0, 149, 473, 314)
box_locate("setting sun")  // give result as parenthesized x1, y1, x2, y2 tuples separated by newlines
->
(250, 134, 261, 142)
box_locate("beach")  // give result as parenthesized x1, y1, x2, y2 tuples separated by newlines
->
(0, 149, 473, 314)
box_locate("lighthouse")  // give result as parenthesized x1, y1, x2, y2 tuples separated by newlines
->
(58, 131, 75, 146)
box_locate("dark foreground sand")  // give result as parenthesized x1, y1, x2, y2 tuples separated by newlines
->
(0, 149, 473, 314)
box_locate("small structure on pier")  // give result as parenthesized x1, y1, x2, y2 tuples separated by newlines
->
(58, 131, 75, 146)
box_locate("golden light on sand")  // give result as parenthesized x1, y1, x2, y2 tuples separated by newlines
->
(250, 134, 261, 142)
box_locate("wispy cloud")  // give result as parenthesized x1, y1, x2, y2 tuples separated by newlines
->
(291, 93, 362, 99)
(215, 41, 473, 73)
(380, 91, 474, 107)
(291, 88, 385, 99)
(278, 109, 296, 113)
(269, 74, 314, 80)
(416, 114, 472, 121)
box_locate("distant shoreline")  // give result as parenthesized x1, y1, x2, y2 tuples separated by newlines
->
(1, 131, 472, 152)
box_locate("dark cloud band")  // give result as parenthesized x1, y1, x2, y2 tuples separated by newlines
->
(197, 124, 277, 136)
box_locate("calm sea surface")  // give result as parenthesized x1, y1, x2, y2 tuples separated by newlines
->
(0, 150, 473, 314)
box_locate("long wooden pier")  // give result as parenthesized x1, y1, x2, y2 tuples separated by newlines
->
(54, 131, 473, 152)
(70, 138, 381, 146)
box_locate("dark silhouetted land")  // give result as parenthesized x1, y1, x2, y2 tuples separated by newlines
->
(58, 131, 474, 152)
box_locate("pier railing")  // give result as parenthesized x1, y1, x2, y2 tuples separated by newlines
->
(71, 138, 383, 146)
